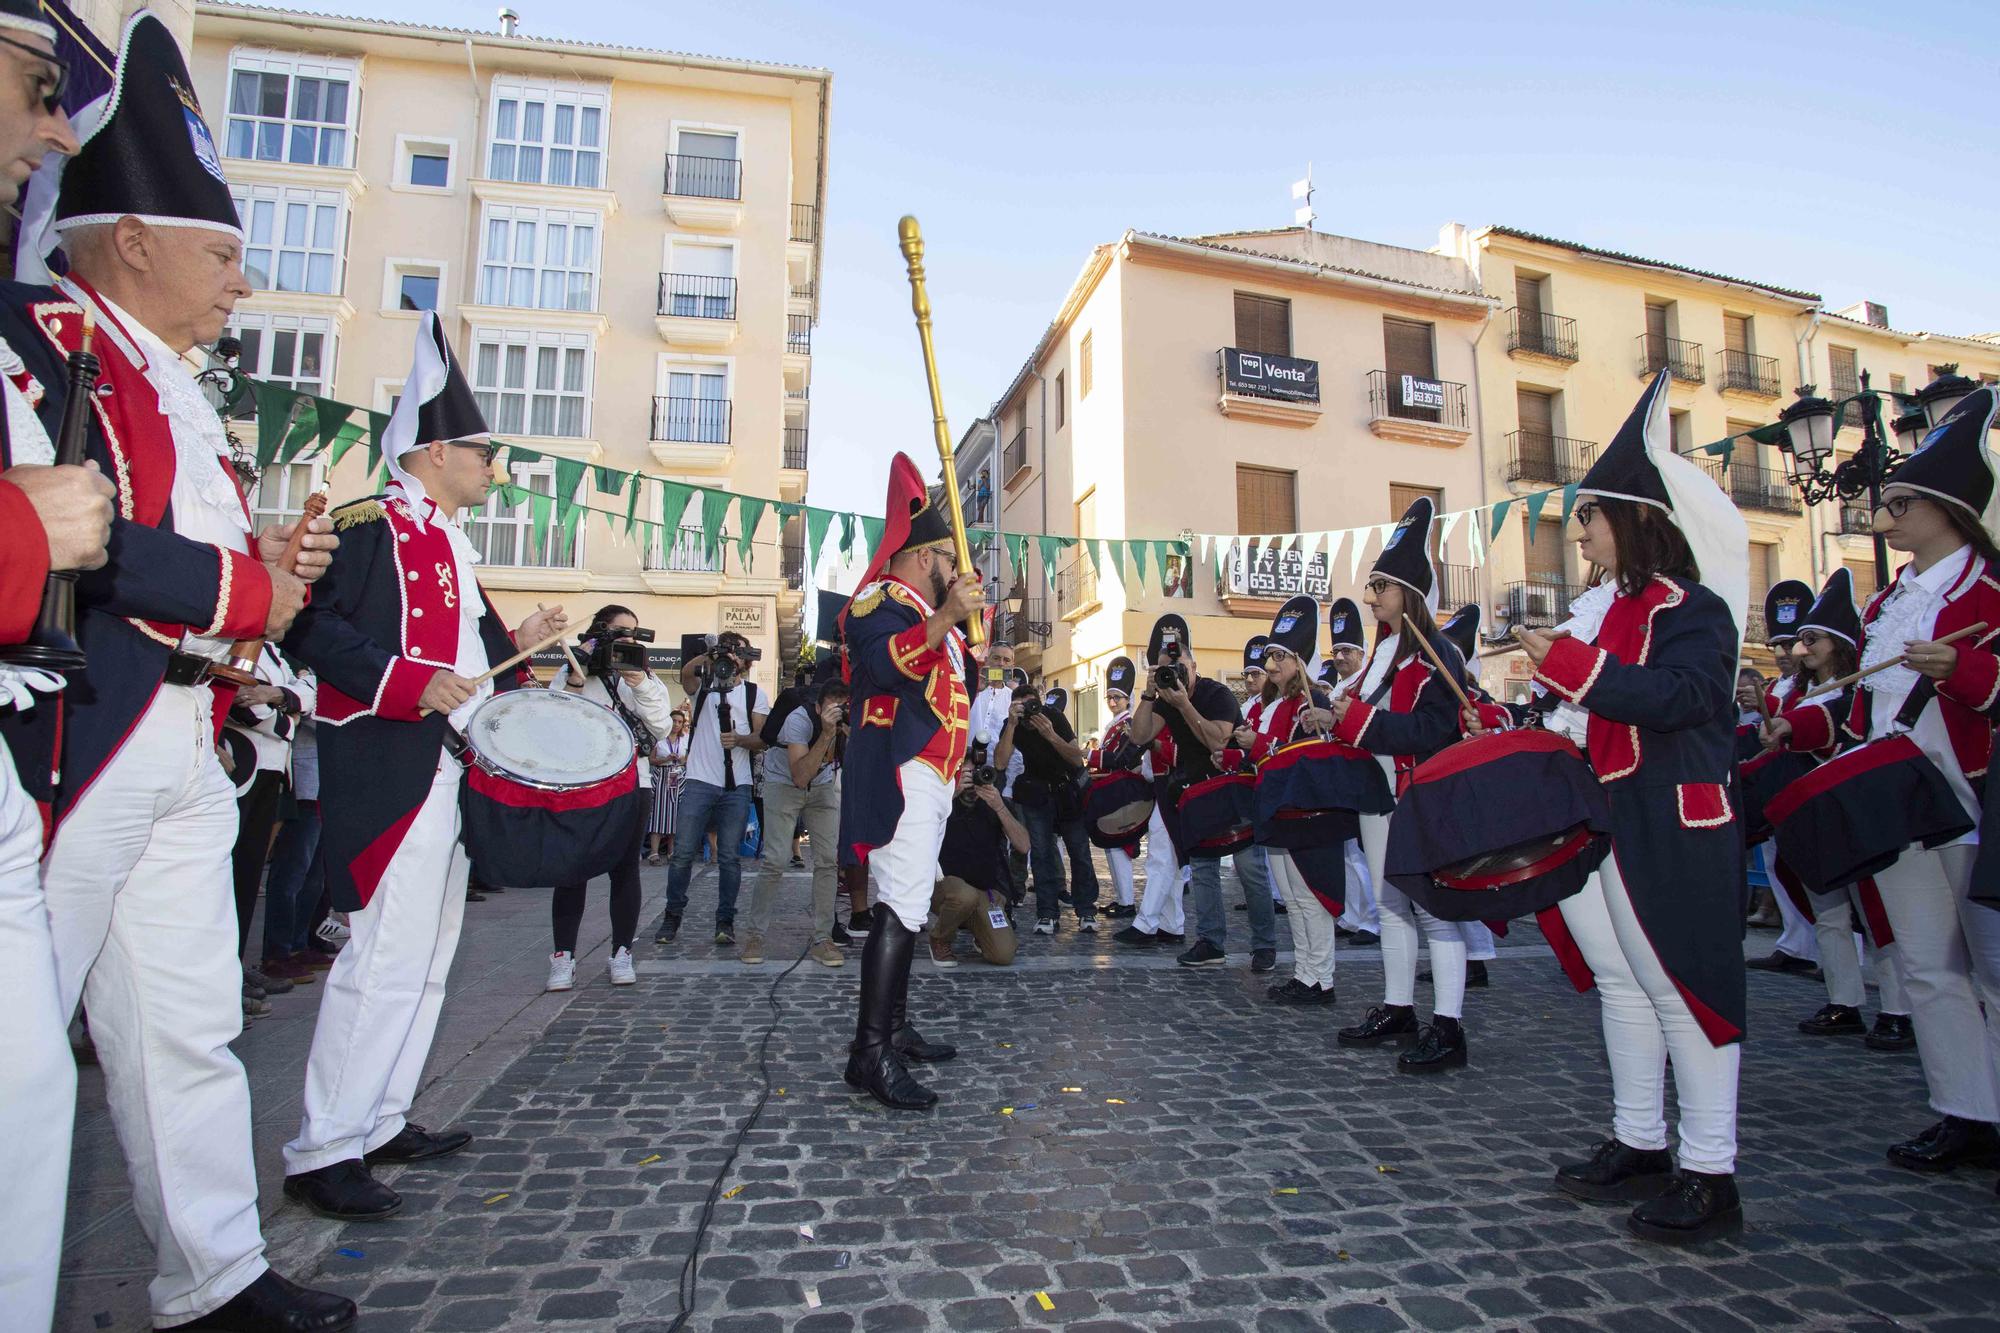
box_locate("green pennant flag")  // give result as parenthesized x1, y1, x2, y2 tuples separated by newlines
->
(507, 445, 544, 466)
(1127, 538, 1150, 591)
(552, 458, 585, 527)
(1083, 538, 1101, 577)
(1523, 489, 1549, 536)
(558, 493, 585, 553)
(859, 515, 884, 559)
(1103, 538, 1124, 585)
(624, 473, 643, 536)
(659, 480, 694, 537)
(363, 411, 390, 476)
(736, 496, 768, 567)
(1005, 532, 1028, 578)
(699, 489, 733, 563)
(1489, 497, 1515, 543)
(250, 380, 299, 466)
(310, 396, 353, 452)
(326, 418, 369, 469)
(807, 507, 835, 573)
(1036, 534, 1064, 587)
(527, 490, 552, 555)
(1560, 482, 1581, 527)
(1713, 435, 1735, 470)
(838, 512, 857, 560)
(279, 397, 320, 463)
(594, 465, 625, 496)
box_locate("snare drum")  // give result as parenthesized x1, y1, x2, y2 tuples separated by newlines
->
(454, 689, 641, 888)
(1176, 771, 1256, 859)
(1253, 737, 1394, 851)
(1737, 748, 1816, 846)
(1763, 734, 1974, 893)
(1084, 768, 1154, 850)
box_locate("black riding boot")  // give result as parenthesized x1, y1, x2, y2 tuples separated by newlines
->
(891, 917, 957, 1063)
(843, 914, 937, 1111)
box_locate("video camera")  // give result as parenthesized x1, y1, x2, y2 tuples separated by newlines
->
(586, 624, 654, 677)
(1153, 626, 1187, 692)
(967, 741, 997, 791)
(685, 632, 762, 688)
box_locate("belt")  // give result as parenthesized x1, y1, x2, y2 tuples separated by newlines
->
(162, 650, 217, 687)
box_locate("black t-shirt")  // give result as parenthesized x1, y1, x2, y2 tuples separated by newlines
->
(1161, 676, 1243, 781)
(1015, 707, 1080, 785)
(939, 794, 1008, 897)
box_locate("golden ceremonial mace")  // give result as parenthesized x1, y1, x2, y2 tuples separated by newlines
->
(897, 215, 985, 649)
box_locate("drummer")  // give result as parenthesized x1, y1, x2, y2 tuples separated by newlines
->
(1505, 371, 1748, 1246)
(1094, 657, 1144, 919)
(1436, 604, 1503, 990)
(1324, 598, 1378, 946)
(280, 313, 565, 1221)
(1237, 634, 1287, 916)
(1759, 569, 1913, 1051)
(1767, 386, 2000, 1178)
(1326, 497, 1480, 1074)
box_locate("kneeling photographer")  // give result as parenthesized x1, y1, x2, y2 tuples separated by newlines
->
(1008, 684, 1099, 934)
(659, 630, 768, 946)
(929, 757, 1031, 966)
(545, 605, 678, 991)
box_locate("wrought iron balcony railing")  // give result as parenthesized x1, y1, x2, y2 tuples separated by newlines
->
(1500, 579, 1581, 632)
(783, 426, 808, 471)
(790, 203, 817, 243)
(1717, 349, 1781, 396)
(1436, 562, 1480, 614)
(787, 314, 813, 355)
(644, 525, 724, 574)
(1505, 430, 1596, 486)
(1365, 369, 1470, 429)
(1638, 332, 1704, 384)
(662, 152, 741, 200)
(1505, 308, 1579, 362)
(1003, 427, 1029, 479)
(657, 272, 737, 320)
(1726, 462, 1802, 514)
(650, 396, 732, 445)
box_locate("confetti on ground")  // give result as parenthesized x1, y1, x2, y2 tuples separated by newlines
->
(723, 1184, 745, 1199)
(1000, 1107, 1014, 1116)
(798, 1225, 815, 1240)
(1061, 1086, 1082, 1093)
(1274, 1188, 1299, 1195)
(483, 1193, 509, 1206)
(1337, 1249, 1351, 1261)
(336, 1247, 365, 1258)
(1105, 1098, 1126, 1105)
(1034, 1292, 1056, 1311)
(804, 1285, 821, 1309)
(1017, 1102, 1038, 1111)
(778, 1088, 786, 1096)
(999, 1042, 1012, 1048)
(637, 1154, 661, 1165)
(835, 1252, 851, 1269)
(1375, 1165, 1400, 1175)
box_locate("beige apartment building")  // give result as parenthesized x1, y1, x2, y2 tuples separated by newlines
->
(184, 3, 829, 687)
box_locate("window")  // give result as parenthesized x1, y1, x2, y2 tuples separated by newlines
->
(399, 272, 438, 310)
(1079, 332, 1093, 399)
(662, 240, 736, 319)
(1890, 373, 1907, 395)
(1054, 370, 1066, 429)
(472, 329, 592, 438)
(249, 460, 326, 535)
(1749, 542, 1775, 611)
(383, 258, 446, 313)
(1830, 345, 1862, 427)
(1524, 514, 1566, 583)
(233, 184, 345, 294)
(667, 127, 739, 198)
(1723, 314, 1752, 355)
(463, 461, 584, 569)
(1389, 483, 1444, 559)
(1236, 464, 1296, 534)
(477, 205, 599, 311)
(1845, 558, 1879, 603)
(394, 135, 456, 192)
(225, 53, 355, 168)
(218, 312, 332, 420)
(655, 362, 731, 444)
(1669, 408, 1693, 454)
(1383, 317, 1437, 421)
(487, 83, 606, 188)
(1233, 292, 1291, 358)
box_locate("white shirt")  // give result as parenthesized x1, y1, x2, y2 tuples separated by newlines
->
(225, 653, 314, 776)
(549, 664, 677, 788)
(1862, 544, 1979, 841)
(970, 685, 1014, 749)
(1536, 579, 1617, 749)
(684, 678, 756, 789)
(0, 335, 60, 714)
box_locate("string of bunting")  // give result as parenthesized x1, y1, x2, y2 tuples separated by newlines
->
(229, 374, 1787, 592)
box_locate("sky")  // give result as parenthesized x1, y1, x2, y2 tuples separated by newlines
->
(304, 0, 2000, 520)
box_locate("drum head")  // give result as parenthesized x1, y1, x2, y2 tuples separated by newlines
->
(466, 689, 634, 787)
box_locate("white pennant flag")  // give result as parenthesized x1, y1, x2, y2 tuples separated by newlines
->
(1466, 509, 1486, 569)
(1348, 526, 1372, 582)
(1197, 533, 1211, 564)
(1216, 536, 1234, 585)
(1321, 528, 1344, 578)
(1283, 532, 1300, 554)
(1298, 529, 1322, 568)
(1439, 509, 1464, 551)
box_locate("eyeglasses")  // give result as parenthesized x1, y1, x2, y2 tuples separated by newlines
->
(1878, 495, 1914, 520)
(451, 440, 501, 465)
(0, 34, 68, 113)
(1261, 646, 1294, 665)
(1796, 631, 1827, 649)
(1572, 501, 1601, 528)
(1364, 578, 1391, 597)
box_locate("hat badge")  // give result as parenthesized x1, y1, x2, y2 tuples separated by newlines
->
(1274, 613, 1298, 633)
(170, 74, 228, 185)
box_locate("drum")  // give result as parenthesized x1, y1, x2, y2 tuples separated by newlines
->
(454, 689, 641, 888)
(1737, 748, 1816, 845)
(1084, 768, 1154, 850)
(1385, 729, 1612, 921)
(1176, 771, 1256, 859)
(1764, 735, 1974, 893)
(1253, 737, 1394, 851)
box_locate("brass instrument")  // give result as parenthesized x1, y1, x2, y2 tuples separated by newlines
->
(0, 311, 101, 673)
(896, 215, 984, 649)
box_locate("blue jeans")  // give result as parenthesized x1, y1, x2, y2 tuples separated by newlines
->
(261, 801, 323, 960)
(1021, 799, 1099, 922)
(1190, 846, 1277, 953)
(664, 779, 752, 926)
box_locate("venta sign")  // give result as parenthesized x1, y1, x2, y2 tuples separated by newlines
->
(1220, 347, 1320, 404)
(1399, 375, 1446, 411)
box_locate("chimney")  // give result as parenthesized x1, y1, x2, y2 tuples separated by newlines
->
(1833, 299, 1890, 328)
(498, 7, 519, 36)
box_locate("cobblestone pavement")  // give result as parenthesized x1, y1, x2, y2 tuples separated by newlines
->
(59, 849, 2000, 1330)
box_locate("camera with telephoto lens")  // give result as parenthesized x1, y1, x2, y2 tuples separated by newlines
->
(966, 741, 997, 790)
(702, 633, 762, 688)
(1018, 697, 1045, 721)
(1154, 627, 1186, 691)
(586, 624, 654, 677)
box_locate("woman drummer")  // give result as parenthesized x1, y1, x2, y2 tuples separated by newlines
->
(1759, 568, 1914, 1051)
(1326, 496, 1481, 1074)
(1766, 386, 2000, 1180)
(1505, 371, 1749, 1246)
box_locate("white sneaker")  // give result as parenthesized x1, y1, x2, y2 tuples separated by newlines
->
(546, 951, 576, 991)
(316, 917, 351, 945)
(1034, 919, 1055, 935)
(609, 947, 637, 986)
(1078, 918, 1098, 933)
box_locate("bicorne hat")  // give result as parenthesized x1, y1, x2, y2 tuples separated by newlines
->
(1798, 567, 1861, 647)
(1884, 386, 2000, 537)
(1262, 595, 1319, 677)
(1438, 604, 1480, 664)
(1763, 579, 1813, 644)
(1105, 656, 1136, 699)
(1371, 495, 1438, 612)
(841, 452, 955, 639)
(1326, 597, 1365, 651)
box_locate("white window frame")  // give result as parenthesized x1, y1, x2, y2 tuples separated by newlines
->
(654, 353, 733, 445)
(393, 133, 457, 194)
(380, 257, 449, 316)
(227, 310, 336, 395)
(233, 183, 347, 295)
(249, 456, 330, 535)
(462, 459, 586, 570)
(372, 378, 404, 416)
(485, 79, 609, 189)
(223, 48, 360, 169)
(666, 120, 743, 199)
(660, 236, 738, 320)
(476, 202, 601, 312)
(472, 326, 595, 440)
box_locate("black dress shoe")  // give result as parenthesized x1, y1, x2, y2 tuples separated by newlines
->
(1156, 931, 1185, 945)
(1466, 959, 1489, 988)
(1249, 948, 1277, 973)
(1338, 1003, 1418, 1048)
(1865, 1013, 1916, 1052)
(1396, 1015, 1468, 1075)
(1628, 1170, 1742, 1246)
(1798, 1003, 1865, 1036)
(1746, 950, 1815, 974)
(365, 1123, 473, 1164)
(1887, 1116, 2000, 1173)
(1112, 925, 1156, 946)
(894, 1022, 957, 1064)
(1554, 1138, 1676, 1203)
(282, 1160, 402, 1222)
(1268, 978, 1337, 1005)
(159, 1269, 357, 1331)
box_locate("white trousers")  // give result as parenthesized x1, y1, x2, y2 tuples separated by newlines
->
(1557, 857, 1740, 1174)
(1133, 805, 1185, 936)
(868, 760, 953, 934)
(1764, 843, 1820, 962)
(1807, 886, 1909, 1014)
(1870, 844, 2000, 1122)
(1461, 920, 1498, 962)
(1338, 839, 1377, 934)
(0, 734, 73, 1330)
(1360, 812, 1466, 1017)
(41, 686, 267, 1322)
(286, 759, 470, 1173)
(1267, 848, 1336, 988)
(1105, 846, 1136, 907)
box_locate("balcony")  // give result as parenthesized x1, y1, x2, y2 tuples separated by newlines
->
(783, 426, 809, 471)
(1365, 369, 1471, 447)
(787, 314, 813, 356)
(1055, 553, 1100, 620)
(1505, 430, 1596, 487)
(1717, 349, 1781, 398)
(1505, 308, 1579, 364)
(1839, 502, 1873, 536)
(641, 524, 726, 595)
(1216, 347, 1323, 426)
(782, 535, 806, 591)
(654, 272, 738, 347)
(1637, 333, 1704, 384)
(1002, 427, 1030, 484)
(790, 203, 817, 244)
(1437, 562, 1480, 614)
(997, 599, 1049, 650)
(648, 396, 734, 473)
(1725, 463, 1802, 515)
(1499, 579, 1582, 632)
(661, 153, 742, 229)
(788, 281, 816, 310)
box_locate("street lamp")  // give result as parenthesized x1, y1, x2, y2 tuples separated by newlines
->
(1917, 364, 1977, 430)
(1891, 404, 1930, 456)
(1004, 587, 1025, 616)
(1771, 372, 1902, 584)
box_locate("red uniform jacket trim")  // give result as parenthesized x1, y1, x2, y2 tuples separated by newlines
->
(1534, 577, 1684, 783)
(0, 480, 50, 644)
(1845, 554, 2000, 779)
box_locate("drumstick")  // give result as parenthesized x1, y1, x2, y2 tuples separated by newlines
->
(1401, 613, 1474, 715)
(418, 623, 573, 717)
(541, 603, 587, 682)
(1796, 621, 1988, 702)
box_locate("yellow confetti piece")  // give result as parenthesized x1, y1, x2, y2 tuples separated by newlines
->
(723, 1185, 745, 1199)
(1061, 1087, 1082, 1093)
(1000, 1107, 1014, 1116)
(483, 1193, 509, 1206)
(1105, 1098, 1126, 1105)
(637, 1154, 662, 1165)
(1375, 1164, 1400, 1175)
(1337, 1249, 1351, 1261)
(778, 1088, 786, 1096)
(1274, 1188, 1299, 1195)
(1034, 1292, 1056, 1311)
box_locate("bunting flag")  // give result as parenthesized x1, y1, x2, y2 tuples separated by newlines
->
(736, 495, 768, 567)
(1348, 526, 1371, 582)
(1196, 534, 1211, 565)
(1489, 497, 1514, 543)
(1005, 532, 1028, 578)
(1323, 528, 1345, 576)
(1036, 534, 1064, 590)
(594, 465, 624, 496)
(1127, 536, 1150, 590)
(1524, 488, 1550, 535)
(623, 472, 643, 535)
(660, 481, 695, 538)
(1104, 538, 1125, 586)
(806, 506, 834, 576)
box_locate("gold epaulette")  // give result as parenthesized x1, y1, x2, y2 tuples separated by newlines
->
(849, 586, 886, 619)
(332, 498, 386, 530)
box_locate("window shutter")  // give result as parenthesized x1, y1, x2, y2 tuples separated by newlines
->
(1514, 273, 1543, 318)
(1235, 465, 1297, 535)
(1234, 293, 1291, 358)
(1382, 318, 1435, 378)
(1523, 515, 1565, 583)
(1724, 314, 1750, 355)
(1387, 483, 1444, 559)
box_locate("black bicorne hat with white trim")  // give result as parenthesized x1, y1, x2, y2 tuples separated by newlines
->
(1885, 386, 2000, 535)
(1370, 494, 1438, 612)
(0, 0, 55, 40)
(1578, 369, 1674, 511)
(1799, 567, 1861, 647)
(383, 312, 487, 485)
(1105, 656, 1136, 699)
(1763, 579, 1813, 643)
(1146, 613, 1192, 666)
(1263, 595, 1319, 676)
(1243, 635, 1268, 672)
(1439, 604, 1480, 663)
(1042, 686, 1068, 715)
(1326, 597, 1365, 651)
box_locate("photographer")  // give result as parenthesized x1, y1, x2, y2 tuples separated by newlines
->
(929, 760, 1031, 966)
(741, 677, 848, 968)
(1009, 683, 1100, 934)
(658, 630, 768, 946)
(546, 605, 677, 991)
